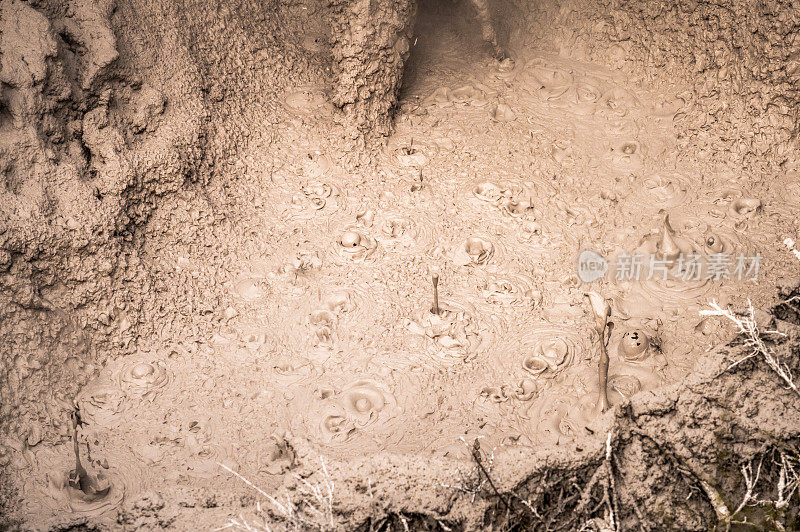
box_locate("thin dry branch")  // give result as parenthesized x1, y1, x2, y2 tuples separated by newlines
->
(700, 299, 800, 398)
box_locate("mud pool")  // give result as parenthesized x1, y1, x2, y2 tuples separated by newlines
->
(1, 0, 799, 530)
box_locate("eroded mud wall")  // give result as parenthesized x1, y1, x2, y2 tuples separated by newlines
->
(0, 0, 342, 460)
(330, 0, 417, 143)
(0, 0, 206, 444)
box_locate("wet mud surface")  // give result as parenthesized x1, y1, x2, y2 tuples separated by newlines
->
(1, 0, 799, 530)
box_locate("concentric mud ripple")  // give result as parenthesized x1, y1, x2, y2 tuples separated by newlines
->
(469, 179, 506, 204)
(406, 298, 491, 365)
(233, 276, 270, 302)
(606, 138, 644, 172)
(271, 355, 315, 387)
(321, 285, 401, 328)
(304, 379, 401, 447)
(446, 85, 489, 106)
(693, 225, 748, 256)
(519, 326, 586, 379)
(464, 178, 534, 218)
(283, 86, 332, 117)
(237, 327, 267, 353)
(331, 227, 378, 263)
(608, 374, 642, 401)
(33, 446, 144, 519)
(550, 139, 576, 166)
(510, 378, 539, 401)
(650, 94, 686, 119)
(570, 79, 604, 114)
(667, 213, 756, 261)
(297, 180, 342, 213)
(621, 172, 690, 212)
(491, 101, 516, 122)
(308, 308, 337, 350)
(624, 232, 713, 311)
(115, 360, 171, 398)
(727, 197, 762, 222)
(75, 378, 127, 428)
(452, 235, 499, 267)
(396, 145, 430, 167)
(480, 271, 537, 308)
(377, 213, 434, 251)
(596, 86, 642, 119)
(182, 418, 236, 478)
(521, 392, 584, 446)
(478, 385, 510, 405)
(340, 379, 400, 429)
(521, 60, 573, 100)
(609, 359, 665, 393)
(498, 197, 535, 219)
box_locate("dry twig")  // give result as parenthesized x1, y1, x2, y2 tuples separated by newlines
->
(700, 299, 800, 398)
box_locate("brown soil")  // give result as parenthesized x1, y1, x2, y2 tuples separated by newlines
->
(1, 0, 799, 530)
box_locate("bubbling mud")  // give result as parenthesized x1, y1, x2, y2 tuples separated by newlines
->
(43, 467, 123, 517)
(519, 327, 586, 379)
(303, 379, 401, 448)
(333, 228, 378, 262)
(406, 298, 490, 365)
(30, 445, 143, 520)
(453, 235, 497, 266)
(115, 361, 171, 398)
(74, 379, 128, 428)
(618, 329, 650, 362)
(301, 181, 338, 211)
(522, 60, 573, 100)
(621, 222, 714, 314)
(11, 14, 792, 527)
(480, 271, 538, 308)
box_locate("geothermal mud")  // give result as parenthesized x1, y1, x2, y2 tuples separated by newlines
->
(1, 0, 800, 530)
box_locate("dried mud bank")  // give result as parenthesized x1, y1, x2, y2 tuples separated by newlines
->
(0, 0, 206, 448)
(0, 0, 332, 450)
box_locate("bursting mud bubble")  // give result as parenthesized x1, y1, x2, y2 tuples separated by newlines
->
(1, 0, 800, 530)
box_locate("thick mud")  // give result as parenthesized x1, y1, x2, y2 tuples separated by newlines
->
(1, 0, 799, 530)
